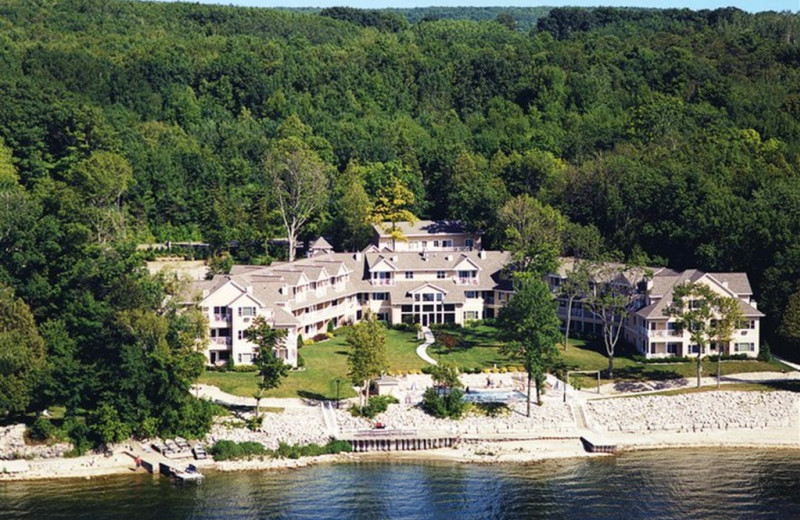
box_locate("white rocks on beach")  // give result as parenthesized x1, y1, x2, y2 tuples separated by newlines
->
(584, 391, 799, 433)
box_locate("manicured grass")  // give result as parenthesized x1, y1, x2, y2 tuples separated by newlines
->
(429, 325, 515, 370)
(198, 326, 429, 399)
(428, 324, 792, 383)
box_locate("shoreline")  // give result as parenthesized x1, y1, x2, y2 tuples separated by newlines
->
(3, 426, 798, 482)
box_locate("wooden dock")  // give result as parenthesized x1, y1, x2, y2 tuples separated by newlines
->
(125, 450, 205, 482)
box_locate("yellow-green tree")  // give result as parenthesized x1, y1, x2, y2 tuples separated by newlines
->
(371, 177, 418, 250)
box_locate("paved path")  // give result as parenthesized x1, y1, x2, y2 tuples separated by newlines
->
(193, 384, 309, 409)
(773, 354, 800, 372)
(415, 327, 438, 365)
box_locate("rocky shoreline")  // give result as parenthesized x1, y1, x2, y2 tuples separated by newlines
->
(3, 387, 799, 482)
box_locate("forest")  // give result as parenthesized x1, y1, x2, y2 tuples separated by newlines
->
(1, 0, 800, 439)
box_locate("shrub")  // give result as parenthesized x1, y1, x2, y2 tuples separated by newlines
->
(210, 440, 267, 461)
(421, 388, 466, 419)
(758, 341, 772, 362)
(247, 415, 263, 431)
(327, 321, 335, 333)
(350, 395, 398, 419)
(88, 403, 131, 446)
(62, 417, 90, 456)
(313, 333, 328, 342)
(232, 364, 257, 372)
(26, 417, 59, 444)
(270, 439, 352, 459)
(296, 353, 306, 368)
(297, 334, 304, 348)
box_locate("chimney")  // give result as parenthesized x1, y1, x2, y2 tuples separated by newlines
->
(391, 255, 398, 263)
(354, 252, 362, 261)
(445, 255, 452, 261)
(478, 250, 487, 259)
(246, 286, 253, 294)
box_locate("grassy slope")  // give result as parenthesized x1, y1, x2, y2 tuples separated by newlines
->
(198, 327, 428, 399)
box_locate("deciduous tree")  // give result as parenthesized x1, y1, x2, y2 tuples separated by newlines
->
(497, 273, 561, 414)
(245, 316, 290, 423)
(666, 282, 717, 388)
(0, 284, 46, 417)
(347, 312, 387, 408)
(265, 137, 329, 262)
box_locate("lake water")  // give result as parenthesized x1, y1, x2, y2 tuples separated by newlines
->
(2, 449, 800, 519)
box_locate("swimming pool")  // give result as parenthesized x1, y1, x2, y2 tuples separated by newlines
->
(463, 389, 527, 403)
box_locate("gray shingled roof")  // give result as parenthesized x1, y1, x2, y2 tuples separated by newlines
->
(373, 220, 470, 237)
(309, 236, 333, 250)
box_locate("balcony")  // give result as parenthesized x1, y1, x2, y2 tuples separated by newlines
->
(210, 337, 232, 346)
(647, 329, 681, 338)
(213, 314, 231, 322)
(456, 278, 479, 285)
(370, 279, 395, 286)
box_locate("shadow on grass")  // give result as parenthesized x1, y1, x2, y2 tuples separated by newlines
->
(614, 365, 684, 382)
(297, 390, 329, 402)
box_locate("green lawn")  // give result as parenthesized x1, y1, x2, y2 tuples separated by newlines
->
(429, 324, 791, 383)
(200, 323, 793, 399)
(198, 327, 428, 399)
(429, 325, 516, 370)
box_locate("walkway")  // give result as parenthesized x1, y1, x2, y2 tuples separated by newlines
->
(193, 384, 308, 409)
(415, 327, 438, 365)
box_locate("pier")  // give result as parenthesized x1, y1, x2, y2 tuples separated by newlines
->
(125, 449, 206, 482)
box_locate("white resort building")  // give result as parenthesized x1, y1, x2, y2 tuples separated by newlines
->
(182, 221, 762, 366)
(548, 260, 763, 359)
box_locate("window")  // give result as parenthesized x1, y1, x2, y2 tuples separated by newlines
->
(422, 241, 428, 249)
(464, 311, 479, 320)
(465, 291, 478, 299)
(667, 343, 679, 355)
(436, 293, 443, 301)
(649, 322, 656, 330)
(213, 306, 228, 316)
(465, 239, 473, 248)
(405, 271, 414, 279)
(734, 342, 755, 353)
(376, 313, 389, 322)
(373, 292, 389, 301)
(422, 293, 435, 302)
(433, 240, 439, 247)
(437, 271, 446, 279)
(738, 320, 756, 329)
(442, 240, 453, 248)
(689, 299, 705, 310)
(237, 330, 246, 340)
(238, 306, 256, 317)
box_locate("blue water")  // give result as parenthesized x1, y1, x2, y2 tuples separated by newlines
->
(463, 389, 526, 403)
(2, 449, 800, 519)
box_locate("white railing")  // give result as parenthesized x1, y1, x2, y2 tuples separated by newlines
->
(211, 337, 231, 346)
(456, 278, 479, 285)
(371, 279, 394, 286)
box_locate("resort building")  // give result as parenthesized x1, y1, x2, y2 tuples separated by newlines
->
(549, 260, 763, 359)
(184, 221, 762, 366)
(372, 220, 481, 252)
(184, 224, 509, 366)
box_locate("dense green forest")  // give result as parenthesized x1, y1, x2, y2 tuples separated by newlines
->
(2, 0, 800, 436)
